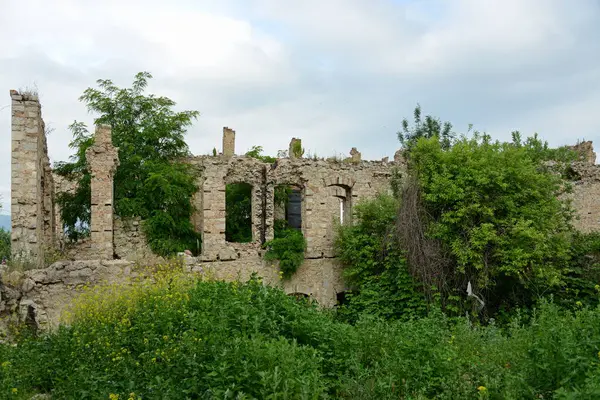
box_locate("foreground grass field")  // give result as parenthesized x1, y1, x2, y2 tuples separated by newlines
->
(1, 270, 599, 399)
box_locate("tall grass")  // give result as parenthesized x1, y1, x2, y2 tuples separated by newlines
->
(0, 267, 599, 399)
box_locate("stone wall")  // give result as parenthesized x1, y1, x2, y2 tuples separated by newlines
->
(568, 162, 600, 233)
(0, 255, 344, 333)
(188, 152, 394, 262)
(0, 259, 135, 332)
(114, 217, 155, 262)
(10, 90, 55, 267)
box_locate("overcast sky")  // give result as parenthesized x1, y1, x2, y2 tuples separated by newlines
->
(1, 0, 600, 213)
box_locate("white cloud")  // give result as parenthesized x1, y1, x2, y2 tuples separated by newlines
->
(1, 0, 600, 212)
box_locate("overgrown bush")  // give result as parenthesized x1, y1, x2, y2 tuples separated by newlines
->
(548, 231, 600, 310)
(402, 133, 577, 316)
(335, 193, 427, 322)
(1, 272, 600, 399)
(263, 220, 306, 278)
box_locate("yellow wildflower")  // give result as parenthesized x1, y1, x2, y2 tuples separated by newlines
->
(477, 386, 487, 392)
(11, 388, 17, 394)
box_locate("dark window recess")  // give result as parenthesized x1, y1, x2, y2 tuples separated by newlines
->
(286, 189, 302, 229)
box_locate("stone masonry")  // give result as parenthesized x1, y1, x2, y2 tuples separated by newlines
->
(7, 92, 600, 329)
(222, 127, 235, 157)
(10, 90, 55, 267)
(86, 125, 119, 259)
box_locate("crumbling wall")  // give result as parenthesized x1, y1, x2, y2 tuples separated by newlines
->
(568, 141, 596, 164)
(266, 156, 393, 258)
(0, 255, 345, 334)
(567, 162, 600, 233)
(13, 91, 600, 320)
(114, 217, 155, 262)
(10, 90, 54, 267)
(0, 259, 135, 332)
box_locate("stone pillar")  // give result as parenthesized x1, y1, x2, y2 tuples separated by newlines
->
(350, 147, 361, 163)
(289, 138, 303, 159)
(86, 125, 119, 259)
(264, 182, 275, 242)
(200, 161, 227, 259)
(223, 127, 235, 157)
(10, 90, 45, 266)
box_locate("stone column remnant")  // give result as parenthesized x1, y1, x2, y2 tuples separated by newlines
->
(394, 149, 406, 165)
(289, 138, 303, 159)
(350, 147, 361, 163)
(223, 127, 235, 157)
(10, 90, 45, 266)
(86, 124, 119, 259)
(568, 141, 596, 164)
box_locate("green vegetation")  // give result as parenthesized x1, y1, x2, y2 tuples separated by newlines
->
(225, 183, 253, 243)
(1, 272, 600, 399)
(6, 98, 600, 397)
(0, 228, 9, 263)
(338, 105, 600, 322)
(0, 199, 9, 263)
(335, 193, 427, 322)
(263, 220, 306, 279)
(54, 72, 201, 256)
(408, 134, 573, 315)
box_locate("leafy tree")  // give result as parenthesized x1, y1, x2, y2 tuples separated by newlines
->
(398, 104, 454, 152)
(54, 72, 201, 256)
(407, 133, 574, 314)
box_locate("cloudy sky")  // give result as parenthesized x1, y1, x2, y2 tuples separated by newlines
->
(1, 0, 600, 213)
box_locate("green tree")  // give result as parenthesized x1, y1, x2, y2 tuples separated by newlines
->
(407, 133, 574, 314)
(54, 72, 201, 256)
(398, 104, 454, 152)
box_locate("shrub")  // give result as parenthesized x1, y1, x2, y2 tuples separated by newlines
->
(335, 193, 427, 322)
(405, 134, 574, 316)
(263, 220, 306, 278)
(0, 271, 599, 399)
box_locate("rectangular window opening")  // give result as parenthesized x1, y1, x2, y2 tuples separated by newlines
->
(225, 182, 253, 243)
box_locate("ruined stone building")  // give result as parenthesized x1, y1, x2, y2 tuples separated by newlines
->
(6, 90, 399, 323)
(5, 90, 600, 330)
